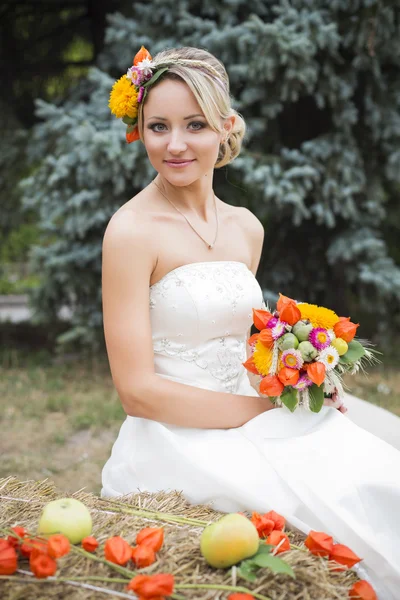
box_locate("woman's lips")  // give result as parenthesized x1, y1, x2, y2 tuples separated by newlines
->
(164, 159, 195, 168)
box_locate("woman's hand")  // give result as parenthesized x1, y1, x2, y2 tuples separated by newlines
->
(323, 388, 348, 414)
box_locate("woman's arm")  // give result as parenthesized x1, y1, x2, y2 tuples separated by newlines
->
(102, 210, 275, 430)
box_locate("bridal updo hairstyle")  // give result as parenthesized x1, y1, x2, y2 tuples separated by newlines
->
(137, 46, 246, 168)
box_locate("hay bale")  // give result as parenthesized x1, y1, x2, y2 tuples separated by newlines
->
(0, 476, 357, 599)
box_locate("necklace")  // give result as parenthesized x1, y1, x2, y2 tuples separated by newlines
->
(152, 180, 218, 250)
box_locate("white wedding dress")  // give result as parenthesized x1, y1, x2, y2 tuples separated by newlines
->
(101, 261, 400, 599)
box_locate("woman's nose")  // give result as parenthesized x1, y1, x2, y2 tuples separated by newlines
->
(167, 130, 188, 153)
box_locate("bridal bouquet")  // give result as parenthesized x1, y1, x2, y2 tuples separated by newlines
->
(243, 294, 378, 413)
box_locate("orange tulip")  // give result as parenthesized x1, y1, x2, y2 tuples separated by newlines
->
(250, 512, 275, 538)
(126, 126, 140, 143)
(104, 536, 132, 566)
(252, 308, 273, 331)
(349, 580, 377, 600)
(280, 301, 301, 326)
(0, 543, 17, 575)
(82, 536, 99, 553)
(258, 328, 274, 348)
(304, 531, 333, 557)
(266, 530, 290, 554)
(242, 356, 259, 375)
(259, 375, 284, 397)
(136, 527, 164, 552)
(133, 45, 152, 66)
(126, 573, 175, 597)
(47, 534, 70, 559)
(277, 366, 300, 387)
(264, 510, 285, 531)
(307, 362, 326, 386)
(329, 543, 362, 568)
(7, 526, 26, 548)
(248, 333, 259, 346)
(30, 553, 57, 579)
(277, 293, 295, 312)
(334, 317, 359, 342)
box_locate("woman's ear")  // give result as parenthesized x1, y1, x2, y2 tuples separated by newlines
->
(221, 114, 236, 142)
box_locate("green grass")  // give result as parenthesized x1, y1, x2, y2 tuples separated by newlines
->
(1, 349, 399, 495)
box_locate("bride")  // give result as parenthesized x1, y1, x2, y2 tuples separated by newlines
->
(101, 46, 400, 598)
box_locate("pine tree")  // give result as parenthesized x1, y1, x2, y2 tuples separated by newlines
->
(22, 0, 400, 349)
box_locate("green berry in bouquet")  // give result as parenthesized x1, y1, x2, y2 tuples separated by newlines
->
(243, 294, 379, 413)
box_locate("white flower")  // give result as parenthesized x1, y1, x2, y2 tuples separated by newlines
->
(137, 58, 154, 76)
(328, 329, 336, 342)
(318, 346, 339, 370)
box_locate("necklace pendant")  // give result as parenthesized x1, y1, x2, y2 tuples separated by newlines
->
(208, 244, 213, 249)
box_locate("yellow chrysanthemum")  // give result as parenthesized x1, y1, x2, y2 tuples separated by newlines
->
(109, 76, 139, 119)
(253, 340, 274, 376)
(297, 302, 340, 330)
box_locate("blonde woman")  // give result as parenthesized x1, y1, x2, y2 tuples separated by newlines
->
(101, 46, 400, 598)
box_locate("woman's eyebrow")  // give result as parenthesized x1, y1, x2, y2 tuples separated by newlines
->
(146, 113, 205, 121)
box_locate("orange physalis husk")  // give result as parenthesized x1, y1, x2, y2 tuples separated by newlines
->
(47, 534, 71, 559)
(7, 526, 26, 548)
(304, 531, 333, 557)
(348, 580, 377, 600)
(329, 543, 362, 568)
(259, 375, 284, 397)
(264, 510, 285, 531)
(252, 308, 273, 331)
(242, 356, 259, 375)
(133, 45, 152, 66)
(126, 126, 140, 144)
(27, 538, 49, 562)
(258, 328, 274, 348)
(30, 553, 57, 579)
(131, 544, 156, 568)
(277, 366, 300, 387)
(248, 333, 260, 346)
(0, 543, 18, 575)
(104, 536, 132, 565)
(82, 536, 99, 553)
(334, 318, 359, 343)
(136, 527, 164, 552)
(126, 573, 175, 597)
(266, 530, 291, 554)
(228, 594, 255, 599)
(250, 512, 275, 538)
(279, 301, 301, 326)
(307, 362, 326, 386)
(277, 293, 295, 312)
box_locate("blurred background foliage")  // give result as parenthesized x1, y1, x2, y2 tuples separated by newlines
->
(1, 0, 400, 354)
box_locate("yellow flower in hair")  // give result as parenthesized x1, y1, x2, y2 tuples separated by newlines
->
(109, 75, 139, 119)
(297, 302, 339, 330)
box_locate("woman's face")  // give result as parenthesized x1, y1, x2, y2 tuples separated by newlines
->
(142, 78, 225, 186)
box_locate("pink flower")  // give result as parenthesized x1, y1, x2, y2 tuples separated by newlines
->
(272, 320, 287, 340)
(126, 66, 144, 85)
(281, 349, 303, 370)
(267, 317, 278, 329)
(293, 373, 313, 390)
(309, 327, 331, 350)
(137, 86, 145, 103)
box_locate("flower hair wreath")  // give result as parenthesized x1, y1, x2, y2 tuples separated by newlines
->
(109, 46, 227, 144)
(108, 46, 168, 143)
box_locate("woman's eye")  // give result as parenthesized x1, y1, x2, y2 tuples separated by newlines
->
(189, 121, 206, 130)
(149, 123, 167, 132)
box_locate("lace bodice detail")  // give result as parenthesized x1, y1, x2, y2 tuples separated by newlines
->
(149, 261, 264, 393)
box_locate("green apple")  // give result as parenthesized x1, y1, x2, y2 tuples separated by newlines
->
(298, 341, 318, 362)
(292, 321, 313, 342)
(200, 513, 259, 568)
(331, 337, 348, 356)
(278, 333, 299, 351)
(37, 498, 92, 544)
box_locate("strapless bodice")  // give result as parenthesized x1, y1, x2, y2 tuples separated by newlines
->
(149, 261, 264, 393)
